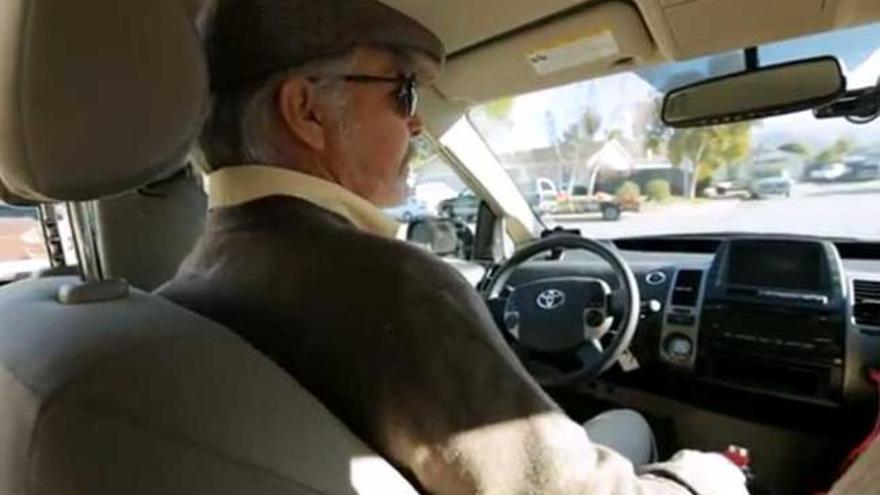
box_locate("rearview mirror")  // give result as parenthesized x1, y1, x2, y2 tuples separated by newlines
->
(662, 56, 845, 128)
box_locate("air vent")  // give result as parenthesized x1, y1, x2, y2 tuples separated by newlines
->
(853, 280, 880, 327)
(671, 270, 704, 307)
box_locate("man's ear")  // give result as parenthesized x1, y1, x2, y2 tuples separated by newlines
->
(277, 78, 326, 152)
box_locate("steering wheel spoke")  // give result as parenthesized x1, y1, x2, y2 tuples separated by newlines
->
(584, 309, 615, 340)
(600, 326, 620, 344)
(574, 339, 606, 371)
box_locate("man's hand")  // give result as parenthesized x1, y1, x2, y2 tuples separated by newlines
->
(641, 450, 749, 495)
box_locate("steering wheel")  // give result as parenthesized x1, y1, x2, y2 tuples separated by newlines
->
(482, 234, 641, 387)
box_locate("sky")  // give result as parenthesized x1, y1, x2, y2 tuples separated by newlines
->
(477, 21, 880, 154)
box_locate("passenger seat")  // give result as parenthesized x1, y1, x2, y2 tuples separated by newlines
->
(0, 0, 417, 493)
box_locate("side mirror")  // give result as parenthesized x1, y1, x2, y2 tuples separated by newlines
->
(406, 217, 474, 258)
(662, 56, 845, 128)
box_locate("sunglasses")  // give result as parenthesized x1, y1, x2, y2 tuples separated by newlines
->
(334, 74, 419, 118)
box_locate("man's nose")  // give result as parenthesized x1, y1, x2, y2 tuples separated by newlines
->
(408, 114, 424, 137)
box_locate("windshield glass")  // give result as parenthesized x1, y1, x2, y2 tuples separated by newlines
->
(468, 23, 880, 241)
(0, 205, 49, 281)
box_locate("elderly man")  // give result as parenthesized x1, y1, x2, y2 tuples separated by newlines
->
(161, 0, 748, 493)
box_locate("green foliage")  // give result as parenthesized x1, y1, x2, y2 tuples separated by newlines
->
(615, 181, 641, 201)
(644, 98, 672, 156)
(832, 136, 853, 155)
(668, 122, 752, 198)
(558, 108, 602, 152)
(553, 108, 603, 188)
(646, 179, 672, 202)
(607, 129, 625, 142)
(778, 142, 811, 156)
(812, 137, 853, 165)
(483, 97, 515, 121)
(408, 136, 438, 172)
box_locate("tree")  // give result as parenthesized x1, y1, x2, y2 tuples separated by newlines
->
(408, 136, 437, 173)
(607, 129, 625, 142)
(482, 97, 514, 122)
(470, 97, 516, 154)
(553, 108, 603, 193)
(668, 122, 752, 199)
(812, 137, 853, 165)
(778, 142, 811, 156)
(642, 98, 672, 158)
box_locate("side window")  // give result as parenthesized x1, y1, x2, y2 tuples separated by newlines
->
(385, 135, 480, 260)
(0, 205, 50, 282)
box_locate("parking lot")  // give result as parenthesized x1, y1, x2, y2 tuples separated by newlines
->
(549, 181, 880, 241)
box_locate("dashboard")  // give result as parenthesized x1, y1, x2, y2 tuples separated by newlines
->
(502, 236, 880, 407)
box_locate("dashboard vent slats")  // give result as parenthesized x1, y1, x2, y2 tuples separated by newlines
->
(853, 280, 880, 327)
(672, 269, 704, 307)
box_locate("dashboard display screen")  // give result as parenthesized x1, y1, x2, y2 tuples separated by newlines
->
(727, 240, 826, 291)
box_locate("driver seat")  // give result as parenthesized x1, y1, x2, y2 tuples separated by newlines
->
(0, 0, 416, 493)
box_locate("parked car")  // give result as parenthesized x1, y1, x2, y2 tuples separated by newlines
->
(438, 190, 480, 222)
(841, 158, 880, 182)
(556, 185, 624, 221)
(413, 181, 459, 208)
(706, 180, 748, 197)
(517, 177, 559, 215)
(805, 162, 848, 182)
(384, 197, 432, 222)
(748, 168, 792, 199)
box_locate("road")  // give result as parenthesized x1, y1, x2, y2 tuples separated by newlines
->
(548, 181, 880, 240)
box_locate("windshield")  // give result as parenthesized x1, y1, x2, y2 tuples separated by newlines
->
(0, 206, 49, 281)
(468, 23, 880, 241)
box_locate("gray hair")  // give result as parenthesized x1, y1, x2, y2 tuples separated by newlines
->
(200, 52, 356, 169)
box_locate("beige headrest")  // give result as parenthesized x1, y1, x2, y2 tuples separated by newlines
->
(0, 0, 209, 202)
(0, 179, 37, 207)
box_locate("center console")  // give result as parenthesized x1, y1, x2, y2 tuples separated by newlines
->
(661, 238, 849, 405)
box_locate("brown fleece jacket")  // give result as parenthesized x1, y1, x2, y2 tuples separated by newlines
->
(159, 195, 746, 495)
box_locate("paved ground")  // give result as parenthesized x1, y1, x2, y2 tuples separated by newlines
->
(547, 181, 880, 241)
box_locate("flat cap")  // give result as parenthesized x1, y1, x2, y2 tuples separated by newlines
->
(203, 0, 446, 91)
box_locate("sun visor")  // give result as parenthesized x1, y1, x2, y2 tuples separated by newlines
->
(661, 0, 837, 60)
(639, 0, 880, 61)
(0, 0, 208, 202)
(435, 1, 656, 104)
(420, 87, 468, 138)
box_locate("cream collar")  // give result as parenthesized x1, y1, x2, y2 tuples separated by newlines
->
(207, 165, 399, 238)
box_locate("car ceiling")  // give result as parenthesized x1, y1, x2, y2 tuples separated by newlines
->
(380, 0, 880, 107)
(11, 1, 879, 202)
(377, 0, 588, 55)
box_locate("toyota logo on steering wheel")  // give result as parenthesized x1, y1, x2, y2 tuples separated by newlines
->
(536, 289, 566, 310)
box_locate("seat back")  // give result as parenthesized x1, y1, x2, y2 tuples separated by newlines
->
(96, 169, 208, 291)
(0, 0, 417, 493)
(0, 277, 416, 494)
